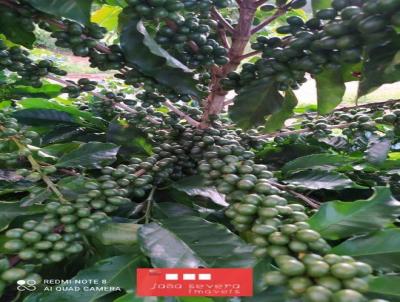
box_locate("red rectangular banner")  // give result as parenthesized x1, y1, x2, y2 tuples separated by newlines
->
(136, 268, 253, 297)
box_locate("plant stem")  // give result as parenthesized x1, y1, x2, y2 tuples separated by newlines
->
(4, 133, 68, 203)
(287, 189, 320, 208)
(269, 181, 320, 208)
(238, 50, 262, 60)
(82, 235, 96, 255)
(211, 7, 235, 33)
(1, 109, 80, 204)
(144, 187, 156, 224)
(200, 1, 258, 128)
(254, 0, 268, 7)
(251, 5, 290, 34)
(199, 1, 294, 128)
(164, 101, 200, 127)
(216, 24, 231, 49)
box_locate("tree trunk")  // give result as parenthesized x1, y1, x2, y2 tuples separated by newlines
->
(200, 2, 257, 128)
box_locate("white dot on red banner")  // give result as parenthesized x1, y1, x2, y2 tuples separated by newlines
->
(164, 273, 212, 280)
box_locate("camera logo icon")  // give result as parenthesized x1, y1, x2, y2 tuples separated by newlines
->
(16, 280, 37, 291)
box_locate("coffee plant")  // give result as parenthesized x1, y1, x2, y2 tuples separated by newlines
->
(0, 0, 399, 301)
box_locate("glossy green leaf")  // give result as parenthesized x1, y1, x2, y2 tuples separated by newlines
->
(113, 293, 136, 302)
(94, 223, 140, 246)
(0, 7, 36, 48)
(107, 119, 152, 156)
(252, 258, 272, 294)
(0, 179, 33, 196)
(42, 125, 92, 145)
(103, 0, 127, 6)
(39, 142, 82, 159)
(120, 19, 200, 98)
(309, 187, 400, 240)
(20, 189, 51, 207)
(257, 142, 323, 166)
(358, 37, 400, 97)
(368, 275, 400, 301)
(283, 170, 363, 190)
(172, 176, 227, 206)
(0, 202, 44, 231)
(57, 176, 91, 200)
(138, 222, 206, 268)
(229, 80, 283, 129)
(10, 84, 62, 99)
(341, 62, 363, 82)
(153, 202, 198, 219)
(138, 216, 255, 268)
(264, 89, 298, 132)
(311, 0, 331, 13)
(332, 229, 400, 271)
(91, 5, 122, 31)
(136, 21, 190, 73)
(25, 0, 93, 25)
(316, 68, 346, 115)
(113, 294, 141, 302)
(0, 101, 11, 110)
(13, 109, 75, 125)
(18, 98, 106, 129)
(56, 142, 119, 168)
(0, 34, 17, 48)
(282, 153, 356, 174)
(24, 254, 147, 302)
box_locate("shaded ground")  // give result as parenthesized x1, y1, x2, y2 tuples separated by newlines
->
(31, 48, 113, 81)
(60, 53, 114, 81)
(65, 73, 113, 81)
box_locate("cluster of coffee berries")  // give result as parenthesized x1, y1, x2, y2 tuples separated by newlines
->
(155, 16, 229, 67)
(60, 78, 97, 98)
(0, 40, 66, 88)
(124, 0, 185, 20)
(182, 0, 228, 12)
(4, 216, 84, 265)
(225, 0, 400, 92)
(0, 112, 39, 166)
(48, 21, 107, 57)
